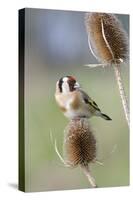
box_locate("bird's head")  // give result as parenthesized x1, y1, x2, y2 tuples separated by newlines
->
(56, 76, 80, 94)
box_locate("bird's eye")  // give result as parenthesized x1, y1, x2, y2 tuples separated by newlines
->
(68, 79, 75, 85)
(67, 79, 76, 91)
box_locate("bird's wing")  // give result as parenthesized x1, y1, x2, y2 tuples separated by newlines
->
(79, 90, 101, 112)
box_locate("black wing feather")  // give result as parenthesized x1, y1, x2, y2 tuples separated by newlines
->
(80, 90, 101, 112)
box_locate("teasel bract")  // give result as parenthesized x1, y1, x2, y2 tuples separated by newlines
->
(85, 13, 129, 127)
(63, 118, 97, 188)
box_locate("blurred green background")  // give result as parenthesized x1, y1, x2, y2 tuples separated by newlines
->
(24, 8, 129, 191)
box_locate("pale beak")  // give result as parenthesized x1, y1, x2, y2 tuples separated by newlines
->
(74, 82, 80, 89)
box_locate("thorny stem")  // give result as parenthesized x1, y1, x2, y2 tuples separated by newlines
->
(81, 165, 97, 188)
(114, 64, 129, 127)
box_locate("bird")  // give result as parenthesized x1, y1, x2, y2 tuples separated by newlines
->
(55, 76, 112, 121)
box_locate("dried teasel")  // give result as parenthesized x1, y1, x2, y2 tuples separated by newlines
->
(63, 118, 97, 187)
(64, 118, 96, 166)
(85, 13, 128, 64)
(85, 13, 129, 127)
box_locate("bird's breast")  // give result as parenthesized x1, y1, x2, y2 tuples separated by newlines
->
(55, 91, 92, 119)
(55, 92, 81, 111)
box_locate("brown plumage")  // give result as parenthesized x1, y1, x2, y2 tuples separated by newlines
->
(63, 118, 96, 167)
(85, 13, 128, 64)
(55, 90, 81, 113)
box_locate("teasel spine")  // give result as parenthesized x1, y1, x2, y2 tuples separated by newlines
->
(85, 13, 129, 127)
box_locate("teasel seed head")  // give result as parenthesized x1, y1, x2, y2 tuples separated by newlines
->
(85, 13, 129, 64)
(63, 118, 96, 167)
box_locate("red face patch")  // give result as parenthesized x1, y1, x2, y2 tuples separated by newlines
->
(68, 76, 76, 81)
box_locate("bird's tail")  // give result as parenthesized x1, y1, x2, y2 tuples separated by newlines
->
(101, 113, 112, 120)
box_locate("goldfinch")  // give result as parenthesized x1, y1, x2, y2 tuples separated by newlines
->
(55, 76, 112, 121)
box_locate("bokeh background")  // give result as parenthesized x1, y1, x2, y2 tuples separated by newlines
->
(23, 8, 129, 192)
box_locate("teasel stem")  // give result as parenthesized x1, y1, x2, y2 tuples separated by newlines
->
(114, 63, 129, 127)
(81, 165, 97, 188)
(85, 13, 129, 127)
